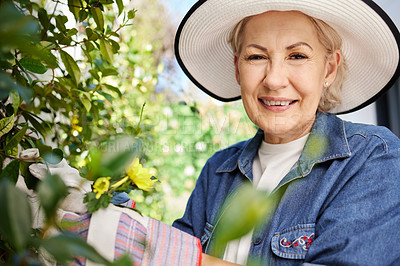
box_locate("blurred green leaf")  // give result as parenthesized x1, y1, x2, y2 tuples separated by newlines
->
(84, 191, 112, 213)
(79, 9, 88, 22)
(41, 233, 109, 264)
(116, 0, 124, 16)
(55, 15, 68, 33)
(37, 8, 49, 29)
(0, 114, 15, 139)
(0, 180, 32, 252)
(37, 173, 68, 221)
(80, 96, 92, 112)
(68, 0, 81, 21)
(3, 125, 28, 155)
(35, 139, 52, 157)
(0, 159, 20, 185)
(111, 254, 134, 266)
(22, 111, 51, 138)
(210, 184, 274, 257)
(91, 7, 104, 32)
(103, 84, 122, 97)
(60, 50, 81, 86)
(100, 39, 114, 64)
(20, 160, 39, 190)
(128, 9, 137, 20)
(43, 148, 64, 164)
(10, 90, 21, 114)
(304, 133, 329, 160)
(19, 57, 47, 74)
(100, 0, 114, 4)
(67, 28, 79, 37)
(101, 68, 118, 77)
(0, 72, 33, 103)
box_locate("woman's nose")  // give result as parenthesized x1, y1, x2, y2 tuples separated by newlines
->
(262, 61, 288, 90)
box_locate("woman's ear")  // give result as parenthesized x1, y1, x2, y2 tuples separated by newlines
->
(325, 49, 341, 83)
(234, 54, 240, 85)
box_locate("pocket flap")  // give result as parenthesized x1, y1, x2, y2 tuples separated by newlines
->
(271, 223, 315, 260)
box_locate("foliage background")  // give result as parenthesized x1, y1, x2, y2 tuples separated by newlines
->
(0, 0, 256, 263)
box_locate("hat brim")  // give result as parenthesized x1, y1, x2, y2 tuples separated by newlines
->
(175, 0, 400, 114)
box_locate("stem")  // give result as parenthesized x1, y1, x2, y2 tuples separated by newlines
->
(41, 0, 59, 41)
(0, 151, 42, 162)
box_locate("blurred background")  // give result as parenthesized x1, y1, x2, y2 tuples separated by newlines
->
(153, 0, 400, 223)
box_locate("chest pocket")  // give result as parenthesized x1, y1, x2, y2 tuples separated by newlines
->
(271, 223, 315, 260)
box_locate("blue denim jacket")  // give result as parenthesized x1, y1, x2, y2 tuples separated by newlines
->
(173, 112, 400, 265)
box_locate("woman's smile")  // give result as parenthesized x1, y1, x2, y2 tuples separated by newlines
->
(258, 97, 298, 112)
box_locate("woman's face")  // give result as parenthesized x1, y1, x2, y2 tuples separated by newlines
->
(235, 11, 339, 144)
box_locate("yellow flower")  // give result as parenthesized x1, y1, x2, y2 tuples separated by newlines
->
(126, 158, 157, 191)
(93, 177, 111, 199)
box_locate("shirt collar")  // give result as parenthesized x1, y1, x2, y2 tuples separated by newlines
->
(216, 112, 351, 179)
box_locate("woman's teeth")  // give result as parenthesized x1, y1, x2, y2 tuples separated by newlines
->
(261, 99, 293, 106)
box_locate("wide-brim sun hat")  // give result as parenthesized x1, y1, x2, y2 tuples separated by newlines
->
(175, 0, 400, 114)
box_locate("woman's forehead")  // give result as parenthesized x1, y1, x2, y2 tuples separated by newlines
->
(241, 11, 319, 45)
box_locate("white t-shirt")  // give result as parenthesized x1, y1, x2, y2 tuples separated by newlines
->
(223, 134, 309, 264)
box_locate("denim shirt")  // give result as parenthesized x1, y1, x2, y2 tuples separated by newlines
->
(173, 112, 400, 265)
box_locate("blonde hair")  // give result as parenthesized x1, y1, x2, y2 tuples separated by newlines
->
(228, 12, 348, 112)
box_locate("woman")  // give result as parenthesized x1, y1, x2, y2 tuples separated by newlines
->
(172, 0, 400, 264)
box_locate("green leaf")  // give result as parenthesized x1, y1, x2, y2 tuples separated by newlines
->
(42, 148, 64, 164)
(85, 40, 96, 52)
(80, 96, 92, 112)
(37, 173, 68, 221)
(0, 180, 32, 252)
(101, 68, 118, 77)
(66, 28, 78, 37)
(109, 39, 120, 53)
(111, 254, 134, 266)
(91, 7, 104, 32)
(35, 139, 52, 157)
(41, 234, 110, 264)
(0, 159, 20, 185)
(79, 9, 88, 22)
(55, 15, 68, 33)
(97, 91, 113, 102)
(60, 50, 81, 86)
(3, 124, 28, 155)
(128, 9, 137, 20)
(10, 90, 20, 114)
(20, 160, 39, 190)
(210, 184, 276, 257)
(116, 0, 124, 16)
(38, 8, 49, 30)
(0, 114, 15, 139)
(89, 69, 100, 81)
(100, 0, 114, 4)
(22, 111, 51, 138)
(0, 60, 12, 69)
(99, 39, 114, 64)
(68, 0, 81, 22)
(19, 57, 47, 74)
(103, 84, 122, 97)
(100, 136, 141, 177)
(0, 72, 33, 103)
(84, 191, 112, 213)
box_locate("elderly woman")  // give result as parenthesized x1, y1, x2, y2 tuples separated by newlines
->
(17, 0, 400, 265)
(172, 0, 400, 265)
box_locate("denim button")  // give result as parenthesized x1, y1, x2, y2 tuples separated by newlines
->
(253, 238, 262, 245)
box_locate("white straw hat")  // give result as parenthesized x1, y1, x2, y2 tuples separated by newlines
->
(175, 0, 400, 114)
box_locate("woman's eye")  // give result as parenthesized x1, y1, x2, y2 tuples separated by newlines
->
(289, 53, 307, 60)
(246, 55, 266, 61)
